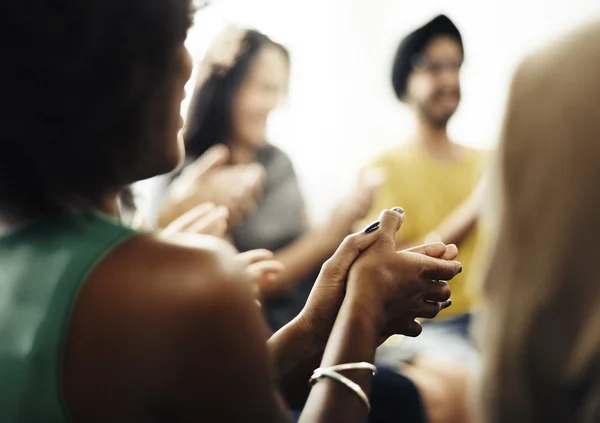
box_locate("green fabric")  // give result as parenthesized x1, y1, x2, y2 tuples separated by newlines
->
(0, 211, 138, 422)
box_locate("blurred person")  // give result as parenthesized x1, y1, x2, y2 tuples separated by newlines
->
(362, 15, 487, 366)
(0, 1, 463, 422)
(479, 18, 600, 423)
(153, 26, 376, 331)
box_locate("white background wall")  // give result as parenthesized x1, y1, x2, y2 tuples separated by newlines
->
(182, 0, 600, 223)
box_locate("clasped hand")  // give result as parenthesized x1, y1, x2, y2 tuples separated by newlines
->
(298, 208, 462, 347)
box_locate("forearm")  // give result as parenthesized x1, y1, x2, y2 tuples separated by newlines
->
(268, 317, 325, 408)
(429, 199, 479, 246)
(434, 213, 477, 246)
(299, 293, 381, 423)
(266, 229, 339, 297)
(397, 201, 478, 251)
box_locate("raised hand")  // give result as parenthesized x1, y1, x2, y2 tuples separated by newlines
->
(158, 144, 265, 229)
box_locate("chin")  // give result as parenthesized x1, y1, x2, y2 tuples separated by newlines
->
(427, 113, 453, 128)
(243, 137, 267, 150)
(142, 135, 185, 180)
(431, 107, 457, 126)
(253, 138, 268, 148)
(162, 137, 186, 173)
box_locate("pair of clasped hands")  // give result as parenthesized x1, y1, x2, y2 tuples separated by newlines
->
(301, 207, 459, 344)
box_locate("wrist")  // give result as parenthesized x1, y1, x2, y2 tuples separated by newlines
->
(319, 291, 382, 367)
(282, 313, 327, 359)
(342, 276, 386, 337)
(294, 310, 330, 353)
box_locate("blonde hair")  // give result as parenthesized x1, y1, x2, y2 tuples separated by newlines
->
(479, 19, 600, 423)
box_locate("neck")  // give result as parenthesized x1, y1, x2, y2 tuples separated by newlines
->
(0, 192, 121, 232)
(228, 141, 257, 164)
(413, 115, 463, 161)
(100, 193, 121, 217)
(415, 116, 450, 149)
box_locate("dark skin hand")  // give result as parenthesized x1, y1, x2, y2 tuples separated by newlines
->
(62, 210, 460, 422)
(300, 210, 460, 422)
(272, 239, 459, 408)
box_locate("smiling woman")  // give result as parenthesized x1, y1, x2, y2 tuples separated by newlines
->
(149, 25, 381, 333)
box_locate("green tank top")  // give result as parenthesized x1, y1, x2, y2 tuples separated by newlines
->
(0, 211, 138, 422)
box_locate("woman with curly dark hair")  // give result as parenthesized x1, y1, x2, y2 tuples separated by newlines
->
(0, 1, 460, 422)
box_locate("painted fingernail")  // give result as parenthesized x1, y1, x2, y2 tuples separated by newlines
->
(391, 207, 405, 215)
(364, 221, 380, 233)
(457, 266, 463, 274)
(442, 299, 452, 309)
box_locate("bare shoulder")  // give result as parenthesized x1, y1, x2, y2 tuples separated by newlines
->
(63, 233, 267, 421)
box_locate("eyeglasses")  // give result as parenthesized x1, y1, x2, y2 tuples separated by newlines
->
(411, 55, 463, 75)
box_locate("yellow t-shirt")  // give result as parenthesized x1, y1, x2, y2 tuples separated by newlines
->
(358, 142, 486, 319)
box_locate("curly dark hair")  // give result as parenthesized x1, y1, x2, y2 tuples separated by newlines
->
(184, 28, 289, 160)
(0, 0, 195, 217)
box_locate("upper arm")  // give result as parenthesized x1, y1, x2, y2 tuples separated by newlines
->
(156, 247, 292, 422)
(63, 234, 291, 423)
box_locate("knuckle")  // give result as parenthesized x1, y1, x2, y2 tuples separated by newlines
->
(416, 257, 428, 278)
(341, 234, 360, 250)
(380, 209, 396, 219)
(428, 283, 451, 301)
(441, 284, 452, 298)
(321, 257, 335, 272)
(320, 259, 345, 281)
(322, 256, 343, 273)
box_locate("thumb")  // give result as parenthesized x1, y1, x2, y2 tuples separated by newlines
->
(189, 144, 230, 176)
(376, 207, 405, 249)
(319, 229, 380, 283)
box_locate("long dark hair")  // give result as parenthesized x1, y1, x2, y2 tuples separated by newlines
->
(183, 27, 289, 160)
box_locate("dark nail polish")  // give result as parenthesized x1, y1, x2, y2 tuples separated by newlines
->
(392, 207, 405, 215)
(364, 221, 380, 234)
(457, 266, 463, 274)
(442, 299, 452, 309)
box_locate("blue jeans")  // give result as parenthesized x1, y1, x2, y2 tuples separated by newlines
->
(376, 313, 478, 368)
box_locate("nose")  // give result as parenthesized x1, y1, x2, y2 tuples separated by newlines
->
(438, 67, 460, 84)
(437, 67, 460, 90)
(182, 45, 193, 82)
(263, 90, 284, 114)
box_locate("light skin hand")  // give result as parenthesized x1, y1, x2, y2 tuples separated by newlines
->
(158, 144, 266, 229)
(235, 249, 285, 296)
(161, 202, 229, 238)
